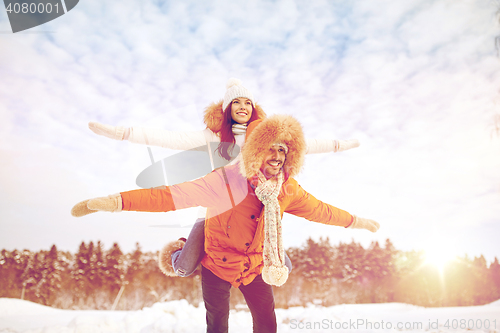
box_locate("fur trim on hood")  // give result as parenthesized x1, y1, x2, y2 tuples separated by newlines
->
(158, 239, 185, 277)
(239, 114, 306, 179)
(203, 100, 266, 134)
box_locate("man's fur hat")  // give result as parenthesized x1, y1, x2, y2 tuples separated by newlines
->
(239, 114, 306, 179)
(203, 100, 266, 134)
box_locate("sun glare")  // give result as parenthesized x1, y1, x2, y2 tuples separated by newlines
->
(425, 250, 454, 268)
(424, 241, 457, 270)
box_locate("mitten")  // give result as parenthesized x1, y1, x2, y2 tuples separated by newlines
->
(349, 215, 380, 233)
(71, 199, 96, 217)
(71, 194, 122, 217)
(338, 139, 360, 152)
(88, 122, 127, 141)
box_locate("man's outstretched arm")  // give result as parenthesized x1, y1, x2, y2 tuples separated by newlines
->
(71, 168, 232, 217)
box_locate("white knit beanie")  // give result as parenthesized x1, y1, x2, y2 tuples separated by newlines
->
(222, 78, 255, 111)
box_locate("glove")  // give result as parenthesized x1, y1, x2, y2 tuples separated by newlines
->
(88, 122, 127, 141)
(348, 215, 380, 233)
(71, 194, 122, 217)
(338, 139, 360, 152)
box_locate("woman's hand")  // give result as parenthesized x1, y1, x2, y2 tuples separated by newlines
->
(338, 139, 360, 152)
(88, 122, 126, 140)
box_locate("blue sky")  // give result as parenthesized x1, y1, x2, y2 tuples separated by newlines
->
(1, 0, 499, 264)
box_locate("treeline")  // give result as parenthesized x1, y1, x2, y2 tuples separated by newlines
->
(278, 238, 500, 308)
(0, 242, 200, 310)
(0, 239, 499, 310)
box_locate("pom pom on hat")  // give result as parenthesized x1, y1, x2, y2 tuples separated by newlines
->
(222, 78, 255, 111)
(226, 78, 242, 89)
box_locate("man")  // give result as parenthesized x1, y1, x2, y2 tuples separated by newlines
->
(71, 114, 379, 333)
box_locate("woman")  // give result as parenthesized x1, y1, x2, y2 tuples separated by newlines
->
(76, 78, 360, 277)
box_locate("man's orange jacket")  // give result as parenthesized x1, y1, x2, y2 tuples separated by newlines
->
(121, 163, 353, 287)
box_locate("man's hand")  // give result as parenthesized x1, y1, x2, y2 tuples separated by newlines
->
(349, 215, 380, 232)
(71, 194, 122, 217)
(89, 122, 126, 140)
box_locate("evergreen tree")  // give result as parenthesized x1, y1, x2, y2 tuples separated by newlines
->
(104, 243, 125, 295)
(296, 237, 336, 281)
(435, 254, 479, 306)
(126, 242, 145, 284)
(35, 245, 64, 305)
(19, 250, 37, 301)
(381, 239, 399, 301)
(392, 249, 429, 305)
(0, 250, 26, 298)
(334, 240, 365, 283)
(72, 242, 91, 303)
(471, 255, 491, 304)
(489, 258, 500, 301)
(88, 241, 105, 290)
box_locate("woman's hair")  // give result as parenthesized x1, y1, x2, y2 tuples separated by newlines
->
(216, 102, 261, 160)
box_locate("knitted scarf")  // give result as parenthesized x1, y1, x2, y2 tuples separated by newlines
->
(232, 123, 247, 135)
(254, 169, 289, 286)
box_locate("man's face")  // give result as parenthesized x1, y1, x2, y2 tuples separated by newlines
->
(260, 145, 286, 179)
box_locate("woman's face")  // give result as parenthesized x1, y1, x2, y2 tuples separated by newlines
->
(230, 97, 253, 124)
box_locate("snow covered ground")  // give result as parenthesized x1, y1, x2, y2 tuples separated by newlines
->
(1, 298, 499, 333)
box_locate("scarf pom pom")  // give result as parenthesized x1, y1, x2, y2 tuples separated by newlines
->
(262, 265, 289, 287)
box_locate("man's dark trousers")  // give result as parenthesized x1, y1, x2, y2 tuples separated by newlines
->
(201, 266, 277, 333)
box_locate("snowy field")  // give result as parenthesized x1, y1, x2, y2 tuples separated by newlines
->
(1, 298, 499, 333)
